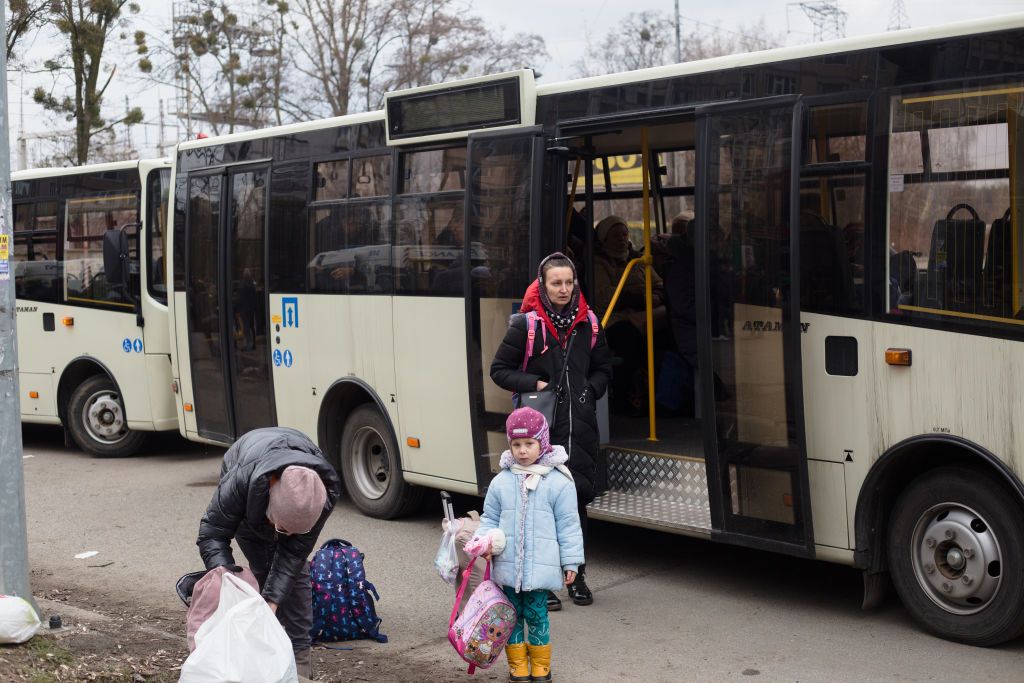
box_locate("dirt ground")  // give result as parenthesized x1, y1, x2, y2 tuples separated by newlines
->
(2, 570, 500, 683)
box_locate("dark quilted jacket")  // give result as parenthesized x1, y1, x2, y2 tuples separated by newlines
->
(490, 284, 612, 502)
(196, 427, 341, 604)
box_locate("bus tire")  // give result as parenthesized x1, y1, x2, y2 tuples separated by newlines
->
(886, 465, 1024, 646)
(339, 404, 423, 519)
(66, 375, 146, 458)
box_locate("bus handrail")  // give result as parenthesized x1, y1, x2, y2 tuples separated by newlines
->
(597, 128, 657, 441)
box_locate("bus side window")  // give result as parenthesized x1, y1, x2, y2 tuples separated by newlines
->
(13, 202, 60, 304)
(887, 85, 1020, 324)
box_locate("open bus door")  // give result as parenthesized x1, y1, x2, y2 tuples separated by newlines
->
(463, 126, 547, 489)
(695, 97, 815, 557)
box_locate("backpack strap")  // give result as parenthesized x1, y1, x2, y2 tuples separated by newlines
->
(586, 310, 599, 350)
(521, 311, 546, 371)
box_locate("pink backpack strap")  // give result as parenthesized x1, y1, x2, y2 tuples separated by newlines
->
(449, 555, 491, 628)
(587, 310, 599, 350)
(521, 311, 546, 371)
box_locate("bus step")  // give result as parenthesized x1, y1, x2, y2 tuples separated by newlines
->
(588, 447, 711, 537)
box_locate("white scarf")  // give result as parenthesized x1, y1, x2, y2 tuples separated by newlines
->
(509, 462, 573, 490)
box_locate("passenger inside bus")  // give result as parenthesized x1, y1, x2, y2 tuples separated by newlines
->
(592, 215, 668, 415)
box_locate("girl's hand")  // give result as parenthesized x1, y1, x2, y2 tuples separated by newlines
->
(564, 570, 576, 586)
(536, 380, 549, 390)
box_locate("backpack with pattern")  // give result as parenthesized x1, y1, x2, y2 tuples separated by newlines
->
(309, 539, 387, 643)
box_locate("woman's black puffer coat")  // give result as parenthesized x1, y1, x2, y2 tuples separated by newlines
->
(196, 427, 341, 604)
(490, 313, 612, 503)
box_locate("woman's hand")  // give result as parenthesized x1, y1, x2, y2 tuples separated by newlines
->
(536, 380, 549, 391)
(564, 570, 576, 586)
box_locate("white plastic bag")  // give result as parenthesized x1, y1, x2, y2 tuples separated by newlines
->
(179, 572, 297, 683)
(435, 518, 463, 585)
(0, 595, 40, 644)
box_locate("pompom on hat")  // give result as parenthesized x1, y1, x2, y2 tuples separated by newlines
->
(505, 407, 551, 455)
(267, 465, 327, 535)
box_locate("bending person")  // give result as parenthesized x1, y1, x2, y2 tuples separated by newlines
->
(196, 427, 341, 677)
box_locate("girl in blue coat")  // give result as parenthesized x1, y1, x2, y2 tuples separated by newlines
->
(466, 407, 584, 683)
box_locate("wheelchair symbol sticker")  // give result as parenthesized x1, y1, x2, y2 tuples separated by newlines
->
(122, 338, 132, 353)
(283, 350, 293, 368)
(273, 349, 283, 367)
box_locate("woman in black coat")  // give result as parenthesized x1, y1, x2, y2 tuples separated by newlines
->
(490, 252, 612, 608)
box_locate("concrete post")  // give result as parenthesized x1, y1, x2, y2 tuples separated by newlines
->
(0, 2, 33, 608)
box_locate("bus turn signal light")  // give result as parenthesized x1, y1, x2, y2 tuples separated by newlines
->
(183, 403, 194, 412)
(885, 348, 912, 366)
(61, 317, 74, 327)
(407, 437, 421, 448)
(28, 391, 38, 399)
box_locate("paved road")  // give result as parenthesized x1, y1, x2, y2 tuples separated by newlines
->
(19, 425, 1024, 681)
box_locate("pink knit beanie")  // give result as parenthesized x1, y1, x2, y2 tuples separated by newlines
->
(505, 407, 551, 454)
(267, 466, 327, 535)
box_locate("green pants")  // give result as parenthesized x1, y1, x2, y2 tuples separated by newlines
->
(502, 587, 550, 646)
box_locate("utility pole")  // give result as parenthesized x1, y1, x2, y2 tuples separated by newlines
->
(674, 0, 682, 63)
(158, 97, 166, 157)
(887, 0, 910, 31)
(0, 2, 34, 610)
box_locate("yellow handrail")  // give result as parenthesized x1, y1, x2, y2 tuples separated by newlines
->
(640, 128, 656, 442)
(597, 129, 657, 442)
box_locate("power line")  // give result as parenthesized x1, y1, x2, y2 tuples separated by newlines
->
(788, 1, 847, 42)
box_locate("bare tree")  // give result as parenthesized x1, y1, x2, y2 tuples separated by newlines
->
(381, 0, 546, 96)
(6, 0, 49, 62)
(576, 12, 782, 77)
(290, 0, 390, 118)
(32, 0, 144, 165)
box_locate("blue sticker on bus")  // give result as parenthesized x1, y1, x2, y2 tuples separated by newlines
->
(133, 338, 143, 353)
(283, 350, 293, 368)
(122, 338, 132, 353)
(272, 349, 283, 367)
(282, 297, 299, 328)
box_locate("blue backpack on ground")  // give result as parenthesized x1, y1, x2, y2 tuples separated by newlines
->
(309, 539, 388, 643)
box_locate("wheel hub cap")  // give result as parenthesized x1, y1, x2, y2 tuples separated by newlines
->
(84, 392, 127, 444)
(351, 426, 389, 500)
(912, 504, 1002, 615)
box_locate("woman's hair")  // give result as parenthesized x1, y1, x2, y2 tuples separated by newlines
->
(540, 255, 575, 283)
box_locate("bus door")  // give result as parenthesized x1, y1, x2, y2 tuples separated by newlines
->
(695, 97, 815, 556)
(184, 164, 275, 442)
(464, 127, 545, 488)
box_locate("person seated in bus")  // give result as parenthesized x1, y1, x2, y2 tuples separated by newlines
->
(592, 215, 667, 415)
(195, 427, 341, 678)
(889, 249, 918, 312)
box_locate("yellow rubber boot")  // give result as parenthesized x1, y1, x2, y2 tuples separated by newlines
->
(527, 643, 552, 682)
(505, 642, 531, 682)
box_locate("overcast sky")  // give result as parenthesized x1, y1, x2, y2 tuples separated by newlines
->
(7, 0, 1024, 165)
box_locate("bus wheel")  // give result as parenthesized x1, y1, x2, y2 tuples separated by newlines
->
(340, 404, 423, 519)
(887, 466, 1024, 646)
(66, 375, 146, 457)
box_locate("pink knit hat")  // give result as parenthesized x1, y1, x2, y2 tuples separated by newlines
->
(505, 407, 551, 454)
(267, 466, 327, 535)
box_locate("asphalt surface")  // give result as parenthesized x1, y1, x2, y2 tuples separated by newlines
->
(18, 424, 1024, 681)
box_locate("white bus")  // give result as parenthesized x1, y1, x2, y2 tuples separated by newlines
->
(167, 14, 1024, 645)
(12, 159, 178, 456)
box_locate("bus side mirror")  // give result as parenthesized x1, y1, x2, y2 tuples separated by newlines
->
(103, 229, 129, 285)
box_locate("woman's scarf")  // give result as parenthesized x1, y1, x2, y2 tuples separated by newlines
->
(498, 444, 571, 590)
(537, 252, 580, 332)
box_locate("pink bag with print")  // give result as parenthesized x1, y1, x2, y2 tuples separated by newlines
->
(447, 556, 517, 674)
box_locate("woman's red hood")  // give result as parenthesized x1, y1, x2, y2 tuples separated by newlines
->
(519, 280, 592, 340)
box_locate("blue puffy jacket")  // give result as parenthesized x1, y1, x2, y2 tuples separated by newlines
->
(477, 466, 584, 592)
